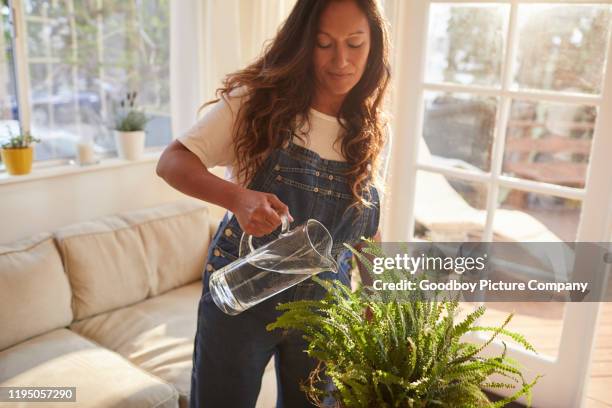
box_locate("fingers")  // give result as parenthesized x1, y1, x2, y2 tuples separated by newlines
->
(243, 223, 272, 237)
(235, 192, 293, 237)
(259, 208, 279, 230)
(266, 194, 294, 223)
(259, 205, 282, 229)
(242, 207, 281, 237)
(242, 218, 272, 237)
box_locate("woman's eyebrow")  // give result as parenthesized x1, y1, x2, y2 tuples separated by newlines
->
(318, 30, 366, 36)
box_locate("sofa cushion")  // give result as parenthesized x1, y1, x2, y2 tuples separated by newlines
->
(70, 280, 276, 408)
(0, 233, 72, 351)
(118, 201, 211, 295)
(70, 281, 202, 407)
(54, 216, 151, 321)
(0, 328, 178, 407)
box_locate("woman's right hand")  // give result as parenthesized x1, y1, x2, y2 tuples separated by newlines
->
(229, 189, 294, 237)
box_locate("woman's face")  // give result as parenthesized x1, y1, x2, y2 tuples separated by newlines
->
(313, 0, 371, 99)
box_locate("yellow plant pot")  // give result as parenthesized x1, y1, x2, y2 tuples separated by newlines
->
(1, 147, 33, 175)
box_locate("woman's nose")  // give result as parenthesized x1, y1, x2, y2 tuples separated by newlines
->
(333, 46, 349, 69)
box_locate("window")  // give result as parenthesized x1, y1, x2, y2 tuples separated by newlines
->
(0, 0, 19, 138)
(1, 0, 171, 163)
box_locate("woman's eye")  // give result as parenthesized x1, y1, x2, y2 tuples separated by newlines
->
(317, 42, 332, 49)
(348, 42, 364, 49)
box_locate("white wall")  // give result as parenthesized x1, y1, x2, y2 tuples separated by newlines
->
(0, 161, 227, 245)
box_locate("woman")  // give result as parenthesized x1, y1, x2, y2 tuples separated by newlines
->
(157, 0, 391, 406)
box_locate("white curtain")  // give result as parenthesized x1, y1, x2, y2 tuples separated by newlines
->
(200, 0, 296, 99)
(238, 0, 296, 66)
(170, 0, 296, 137)
(199, 0, 243, 101)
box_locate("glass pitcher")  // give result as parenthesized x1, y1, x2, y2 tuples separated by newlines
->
(208, 216, 338, 315)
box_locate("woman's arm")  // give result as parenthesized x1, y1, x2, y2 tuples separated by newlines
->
(156, 140, 243, 210)
(156, 140, 292, 236)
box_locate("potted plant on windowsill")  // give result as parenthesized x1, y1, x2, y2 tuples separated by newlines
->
(1, 128, 40, 176)
(268, 242, 541, 408)
(113, 91, 149, 161)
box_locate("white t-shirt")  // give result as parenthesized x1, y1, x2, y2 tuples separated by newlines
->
(178, 89, 391, 188)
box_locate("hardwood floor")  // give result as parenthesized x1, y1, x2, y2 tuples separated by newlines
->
(586, 302, 612, 407)
(469, 302, 612, 407)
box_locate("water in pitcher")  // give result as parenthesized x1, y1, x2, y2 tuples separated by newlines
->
(208, 218, 338, 315)
(209, 250, 323, 315)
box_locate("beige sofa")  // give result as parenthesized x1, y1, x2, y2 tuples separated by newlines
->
(0, 201, 276, 408)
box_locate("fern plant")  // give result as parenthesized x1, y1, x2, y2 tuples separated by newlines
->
(267, 242, 541, 408)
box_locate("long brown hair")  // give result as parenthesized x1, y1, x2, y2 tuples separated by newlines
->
(204, 0, 391, 207)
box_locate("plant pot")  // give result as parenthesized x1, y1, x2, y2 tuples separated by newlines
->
(114, 130, 145, 161)
(1, 147, 33, 175)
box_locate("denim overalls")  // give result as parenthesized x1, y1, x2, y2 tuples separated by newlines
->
(190, 137, 380, 408)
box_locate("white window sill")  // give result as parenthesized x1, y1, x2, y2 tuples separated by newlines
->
(0, 150, 162, 186)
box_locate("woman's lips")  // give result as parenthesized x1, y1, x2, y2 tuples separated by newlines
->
(328, 72, 353, 80)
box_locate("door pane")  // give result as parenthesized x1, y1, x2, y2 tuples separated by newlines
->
(422, 91, 498, 172)
(413, 170, 488, 241)
(513, 4, 612, 94)
(503, 100, 596, 189)
(496, 187, 581, 242)
(426, 4, 510, 87)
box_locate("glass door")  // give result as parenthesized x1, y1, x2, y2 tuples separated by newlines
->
(384, 1, 612, 406)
